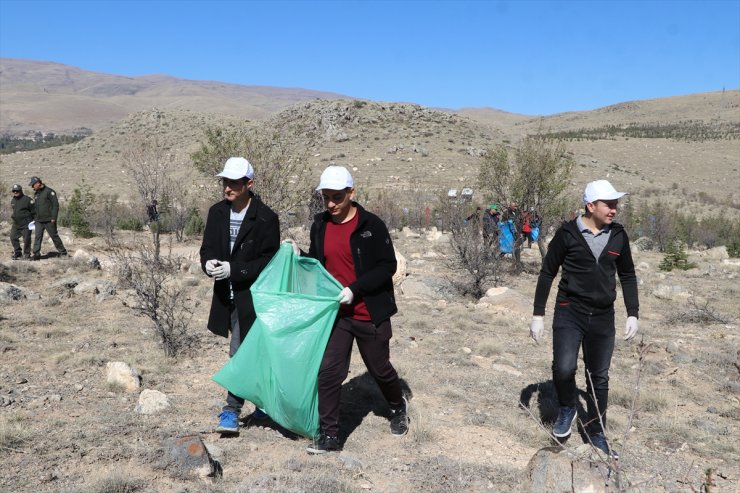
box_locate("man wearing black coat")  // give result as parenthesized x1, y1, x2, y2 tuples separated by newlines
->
(29, 176, 67, 259)
(200, 157, 280, 433)
(10, 184, 34, 259)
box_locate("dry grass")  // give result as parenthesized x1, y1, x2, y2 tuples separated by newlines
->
(0, 415, 28, 453)
(1, 224, 739, 492)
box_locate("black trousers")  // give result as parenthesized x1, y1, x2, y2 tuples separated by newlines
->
(10, 224, 32, 256)
(552, 303, 615, 435)
(33, 221, 67, 255)
(318, 317, 403, 437)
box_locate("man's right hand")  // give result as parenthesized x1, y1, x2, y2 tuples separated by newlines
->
(529, 316, 545, 344)
(205, 259, 219, 276)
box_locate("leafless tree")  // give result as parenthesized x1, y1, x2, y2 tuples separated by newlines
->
(478, 135, 575, 267)
(191, 124, 312, 221)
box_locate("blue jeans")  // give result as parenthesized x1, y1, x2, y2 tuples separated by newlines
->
(552, 303, 615, 435)
(224, 304, 244, 414)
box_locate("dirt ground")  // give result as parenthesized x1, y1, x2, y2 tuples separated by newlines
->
(0, 225, 738, 492)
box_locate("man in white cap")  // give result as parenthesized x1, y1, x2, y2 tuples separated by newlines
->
(529, 179, 639, 459)
(300, 165, 408, 453)
(200, 157, 280, 434)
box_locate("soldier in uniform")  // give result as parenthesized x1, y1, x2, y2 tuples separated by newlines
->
(29, 176, 68, 260)
(10, 184, 34, 260)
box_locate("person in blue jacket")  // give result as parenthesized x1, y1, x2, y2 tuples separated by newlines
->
(529, 180, 639, 459)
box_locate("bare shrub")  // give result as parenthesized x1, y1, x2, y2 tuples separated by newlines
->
(665, 297, 731, 325)
(435, 192, 505, 298)
(109, 236, 200, 358)
(82, 470, 146, 493)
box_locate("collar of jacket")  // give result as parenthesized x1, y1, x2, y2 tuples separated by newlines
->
(563, 218, 624, 248)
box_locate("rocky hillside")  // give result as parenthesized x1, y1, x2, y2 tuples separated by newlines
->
(1, 58, 739, 214)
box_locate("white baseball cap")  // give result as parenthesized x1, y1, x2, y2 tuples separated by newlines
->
(216, 157, 254, 180)
(316, 165, 354, 191)
(583, 180, 628, 204)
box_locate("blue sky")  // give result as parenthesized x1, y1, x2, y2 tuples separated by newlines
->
(1, 0, 738, 115)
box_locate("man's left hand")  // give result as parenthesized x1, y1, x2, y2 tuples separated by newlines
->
(338, 287, 354, 305)
(213, 261, 231, 280)
(624, 316, 638, 341)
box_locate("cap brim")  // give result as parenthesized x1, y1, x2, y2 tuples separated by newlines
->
(586, 191, 628, 203)
(316, 181, 350, 191)
(216, 172, 252, 180)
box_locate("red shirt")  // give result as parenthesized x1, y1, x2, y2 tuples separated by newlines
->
(324, 212, 371, 320)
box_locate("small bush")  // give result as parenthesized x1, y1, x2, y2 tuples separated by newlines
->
(183, 207, 205, 237)
(116, 217, 143, 231)
(659, 240, 697, 271)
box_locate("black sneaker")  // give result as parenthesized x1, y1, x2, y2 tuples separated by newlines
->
(590, 433, 619, 459)
(306, 434, 340, 454)
(242, 408, 271, 428)
(31, 254, 41, 261)
(58, 251, 68, 257)
(11, 253, 22, 260)
(390, 397, 409, 436)
(552, 406, 577, 438)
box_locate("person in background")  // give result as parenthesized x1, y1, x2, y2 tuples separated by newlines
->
(482, 203, 500, 247)
(147, 199, 160, 223)
(10, 184, 34, 260)
(521, 208, 534, 248)
(200, 157, 280, 434)
(529, 180, 639, 459)
(29, 176, 67, 260)
(290, 165, 408, 454)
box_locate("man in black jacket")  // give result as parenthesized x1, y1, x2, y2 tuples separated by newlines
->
(10, 184, 34, 259)
(529, 180, 639, 459)
(29, 176, 67, 259)
(200, 157, 280, 434)
(298, 166, 407, 454)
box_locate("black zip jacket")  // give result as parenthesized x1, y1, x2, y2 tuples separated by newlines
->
(533, 219, 639, 318)
(308, 203, 398, 326)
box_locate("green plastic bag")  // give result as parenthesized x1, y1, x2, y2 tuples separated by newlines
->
(212, 243, 342, 438)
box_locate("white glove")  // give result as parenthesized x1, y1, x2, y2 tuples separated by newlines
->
(282, 239, 300, 256)
(205, 259, 219, 276)
(624, 316, 638, 341)
(338, 287, 354, 305)
(28, 221, 35, 231)
(530, 316, 545, 343)
(213, 261, 231, 280)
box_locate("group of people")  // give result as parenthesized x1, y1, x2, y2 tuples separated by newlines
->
(9, 176, 68, 260)
(199, 158, 407, 454)
(199, 156, 640, 460)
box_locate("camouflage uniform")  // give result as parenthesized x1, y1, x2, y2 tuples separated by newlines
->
(10, 187, 34, 259)
(32, 182, 67, 258)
